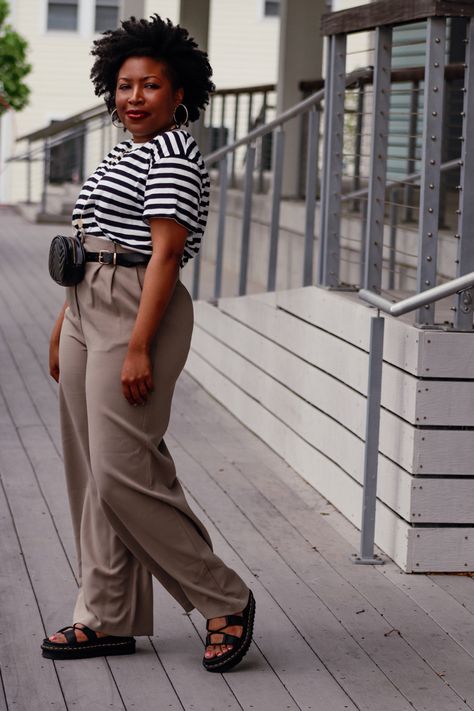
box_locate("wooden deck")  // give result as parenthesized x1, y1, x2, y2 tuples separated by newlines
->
(1, 205, 474, 711)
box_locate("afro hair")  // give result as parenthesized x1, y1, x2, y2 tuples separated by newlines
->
(90, 14, 215, 122)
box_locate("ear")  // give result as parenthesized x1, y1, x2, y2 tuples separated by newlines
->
(175, 87, 184, 105)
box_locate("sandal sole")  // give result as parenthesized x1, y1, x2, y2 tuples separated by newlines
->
(203, 590, 256, 673)
(41, 638, 136, 660)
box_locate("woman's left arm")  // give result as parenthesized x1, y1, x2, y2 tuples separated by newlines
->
(121, 217, 188, 406)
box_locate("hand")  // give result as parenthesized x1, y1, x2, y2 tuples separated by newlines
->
(49, 335, 60, 382)
(121, 347, 154, 406)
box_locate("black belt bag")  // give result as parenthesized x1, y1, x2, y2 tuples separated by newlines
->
(48, 234, 151, 287)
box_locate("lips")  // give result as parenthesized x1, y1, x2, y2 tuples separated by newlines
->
(126, 111, 150, 119)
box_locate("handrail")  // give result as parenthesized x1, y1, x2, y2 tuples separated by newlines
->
(204, 66, 373, 165)
(359, 271, 474, 317)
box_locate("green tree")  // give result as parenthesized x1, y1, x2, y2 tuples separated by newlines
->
(0, 0, 31, 114)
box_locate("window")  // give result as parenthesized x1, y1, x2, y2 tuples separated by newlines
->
(95, 0, 120, 32)
(47, 0, 78, 31)
(264, 0, 280, 17)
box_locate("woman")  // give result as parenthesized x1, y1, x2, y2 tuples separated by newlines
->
(41, 14, 255, 674)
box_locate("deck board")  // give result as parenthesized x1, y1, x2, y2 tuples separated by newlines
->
(2, 206, 474, 710)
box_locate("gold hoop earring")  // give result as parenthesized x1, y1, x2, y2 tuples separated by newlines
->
(173, 103, 189, 128)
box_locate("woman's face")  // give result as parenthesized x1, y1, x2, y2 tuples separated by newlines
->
(114, 56, 184, 142)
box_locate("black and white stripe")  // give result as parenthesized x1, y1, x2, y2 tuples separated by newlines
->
(72, 129, 210, 268)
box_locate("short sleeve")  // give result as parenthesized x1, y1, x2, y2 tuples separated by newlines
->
(142, 155, 203, 233)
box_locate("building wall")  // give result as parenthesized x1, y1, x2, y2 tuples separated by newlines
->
(1, 0, 281, 203)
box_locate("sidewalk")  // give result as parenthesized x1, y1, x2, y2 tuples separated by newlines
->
(1, 206, 474, 711)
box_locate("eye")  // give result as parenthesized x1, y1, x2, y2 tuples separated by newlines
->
(118, 84, 130, 90)
(144, 83, 159, 89)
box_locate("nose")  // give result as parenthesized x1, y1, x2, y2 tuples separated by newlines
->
(128, 85, 144, 104)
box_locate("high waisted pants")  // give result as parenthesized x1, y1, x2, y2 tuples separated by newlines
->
(58, 234, 250, 636)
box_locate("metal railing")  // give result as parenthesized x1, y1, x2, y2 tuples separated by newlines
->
(188, 66, 372, 302)
(355, 271, 474, 564)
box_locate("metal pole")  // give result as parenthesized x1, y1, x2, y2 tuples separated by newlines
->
(239, 143, 256, 296)
(455, 18, 474, 330)
(267, 128, 285, 291)
(214, 154, 228, 300)
(41, 138, 51, 215)
(364, 26, 393, 292)
(403, 80, 419, 223)
(352, 314, 385, 565)
(317, 36, 333, 285)
(192, 250, 201, 301)
(416, 17, 446, 326)
(320, 33, 347, 288)
(303, 107, 320, 286)
(352, 81, 365, 212)
(231, 93, 240, 187)
(26, 139, 32, 204)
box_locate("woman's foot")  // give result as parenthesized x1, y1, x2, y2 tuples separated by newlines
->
(202, 590, 256, 673)
(204, 612, 244, 659)
(41, 623, 136, 660)
(48, 622, 108, 644)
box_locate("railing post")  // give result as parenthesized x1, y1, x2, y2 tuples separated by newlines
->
(454, 18, 474, 330)
(239, 143, 256, 296)
(26, 139, 32, 204)
(192, 250, 202, 301)
(230, 93, 240, 187)
(41, 138, 51, 215)
(317, 36, 333, 285)
(352, 80, 365, 212)
(363, 26, 392, 292)
(352, 313, 385, 565)
(319, 33, 347, 287)
(267, 128, 285, 291)
(303, 107, 320, 286)
(214, 154, 228, 300)
(416, 17, 446, 326)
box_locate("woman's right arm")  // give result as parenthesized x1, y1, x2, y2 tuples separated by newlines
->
(49, 301, 68, 382)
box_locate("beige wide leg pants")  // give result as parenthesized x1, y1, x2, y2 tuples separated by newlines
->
(58, 234, 250, 636)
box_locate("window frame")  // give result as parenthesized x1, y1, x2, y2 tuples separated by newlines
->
(46, 0, 79, 33)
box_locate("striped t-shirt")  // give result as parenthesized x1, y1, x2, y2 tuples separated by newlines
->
(71, 128, 210, 269)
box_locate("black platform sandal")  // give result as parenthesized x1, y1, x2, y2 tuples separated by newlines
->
(41, 623, 136, 660)
(202, 589, 255, 673)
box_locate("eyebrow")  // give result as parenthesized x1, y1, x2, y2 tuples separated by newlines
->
(118, 75, 161, 81)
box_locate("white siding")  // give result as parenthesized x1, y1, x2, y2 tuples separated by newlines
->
(208, 0, 279, 88)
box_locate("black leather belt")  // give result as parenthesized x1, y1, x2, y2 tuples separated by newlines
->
(85, 250, 151, 267)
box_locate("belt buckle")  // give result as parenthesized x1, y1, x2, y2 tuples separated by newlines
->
(98, 250, 117, 266)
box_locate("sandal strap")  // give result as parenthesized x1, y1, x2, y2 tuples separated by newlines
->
(73, 623, 98, 642)
(206, 631, 241, 646)
(206, 613, 243, 632)
(55, 625, 78, 645)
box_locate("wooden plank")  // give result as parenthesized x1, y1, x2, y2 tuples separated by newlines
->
(168, 418, 470, 711)
(321, 0, 474, 36)
(0, 394, 126, 711)
(167, 435, 413, 711)
(174, 385, 474, 708)
(0, 462, 67, 711)
(149, 584, 246, 711)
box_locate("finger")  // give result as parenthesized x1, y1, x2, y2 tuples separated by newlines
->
(137, 379, 149, 400)
(122, 382, 135, 405)
(144, 372, 154, 392)
(129, 382, 145, 406)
